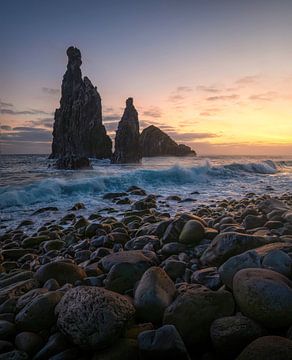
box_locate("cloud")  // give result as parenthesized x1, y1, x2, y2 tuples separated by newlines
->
(249, 91, 277, 101)
(29, 117, 54, 128)
(142, 107, 162, 118)
(1, 108, 52, 116)
(103, 114, 120, 122)
(168, 94, 185, 103)
(206, 94, 239, 101)
(168, 131, 220, 142)
(42, 87, 60, 95)
(197, 85, 220, 93)
(235, 75, 259, 85)
(2, 127, 52, 142)
(0, 101, 13, 108)
(176, 86, 193, 93)
(0, 125, 12, 130)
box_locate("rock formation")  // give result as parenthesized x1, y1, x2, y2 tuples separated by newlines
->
(140, 125, 196, 157)
(112, 98, 142, 163)
(50, 46, 112, 169)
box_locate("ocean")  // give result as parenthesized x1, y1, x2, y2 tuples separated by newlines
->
(1, 154, 292, 233)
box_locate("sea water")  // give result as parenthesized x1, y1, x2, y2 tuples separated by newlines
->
(1, 155, 292, 233)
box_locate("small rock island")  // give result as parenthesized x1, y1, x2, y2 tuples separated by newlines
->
(50, 47, 112, 169)
(50, 47, 196, 169)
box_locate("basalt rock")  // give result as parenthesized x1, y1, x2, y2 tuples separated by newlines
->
(50, 46, 112, 169)
(112, 98, 141, 163)
(140, 125, 196, 157)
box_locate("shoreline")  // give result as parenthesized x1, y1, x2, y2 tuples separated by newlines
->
(0, 189, 292, 358)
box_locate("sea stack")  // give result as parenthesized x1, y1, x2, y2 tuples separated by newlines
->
(140, 125, 196, 157)
(50, 46, 112, 169)
(112, 97, 142, 163)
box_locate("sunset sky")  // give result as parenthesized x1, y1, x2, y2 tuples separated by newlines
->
(1, 0, 292, 155)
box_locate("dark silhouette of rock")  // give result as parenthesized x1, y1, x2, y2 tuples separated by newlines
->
(50, 46, 112, 169)
(140, 125, 196, 157)
(112, 98, 142, 163)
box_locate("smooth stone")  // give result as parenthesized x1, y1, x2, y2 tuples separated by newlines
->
(233, 268, 292, 328)
(219, 250, 261, 289)
(22, 236, 49, 248)
(56, 286, 135, 349)
(200, 232, 270, 266)
(104, 261, 151, 294)
(163, 260, 186, 280)
(16, 289, 48, 311)
(262, 250, 292, 277)
(15, 331, 44, 355)
(138, 324, 190, 360)
(210, 315, 265, 357)
(0, 351, 28, 359)
(32, 332, 70, 360)
(134, 267, 176, 323)
(0, 271, 34, 288)
(0, 320, 15, 340)
(160, 242, 187, 256)
(35, 262, 86, 286)
(191, 267, 222, 290)
(42, 240, 65, 252)
(91, 339, 138, 360)
(15, 291, 63, 331)
(124, 236, 160, 251)
(0, 340, 13, 353)
(0, 279, 38, 302)
(236, 336, 292, 360)
(179, 220, 205, 245)
(99, 250, 158, 273)
(163, 284, 235, 348)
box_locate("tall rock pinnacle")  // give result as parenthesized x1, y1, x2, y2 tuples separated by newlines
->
(50, 46, 112, 168)
(112, 98, 142, 163)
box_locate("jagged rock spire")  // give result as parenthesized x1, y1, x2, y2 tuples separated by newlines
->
(112, 97, 142, 164)
(50, 46, 112, 168)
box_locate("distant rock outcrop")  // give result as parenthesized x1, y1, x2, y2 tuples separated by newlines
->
(140, 125, 196, 157)
(112, 98, 142, 164)
(50, 46, 112, 168)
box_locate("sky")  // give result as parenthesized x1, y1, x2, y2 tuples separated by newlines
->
(1, 0, 292, 155)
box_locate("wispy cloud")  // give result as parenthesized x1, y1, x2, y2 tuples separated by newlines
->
(42, 87, 60, 95)
(249, 91, 277, 101)
(206, 94, 239, 101)
(0, 101, 13, 108)
(142, 107, 162, 118)
(235, 75, 259, 85)
(197, 85, 220, 93)
(1, 127, 52, 142)
(0, 125, 12, 130)
(29, 117, 54, 128)
(168, 131, 220, 141)
(1, 108, 52, 116)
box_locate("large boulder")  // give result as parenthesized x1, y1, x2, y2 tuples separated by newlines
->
(35, 261, 86, 286)
(163, 284, 235, 348)
(134, 267, 176, 323)
(140, 125, 196, 157)
(210, 315, 265, 357)
(56, 286, 135, 349)
(179, 220, 205, 245)
(236, 336, 292, 360)
(233, 268, 292, 328)
(219, 242, 292, 288)
(15, 291, 63, 332)
(112, 98, 141, 164)
(138, 324, 190, 360)
(99, 250, 158, 273)
(200, 232, 271, 266)
(50, 46, 112, 168)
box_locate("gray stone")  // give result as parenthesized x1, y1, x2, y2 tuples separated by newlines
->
(56, 286, 135, 349)
(233, 268, 292, 328)
(134, 267, 176, 323)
